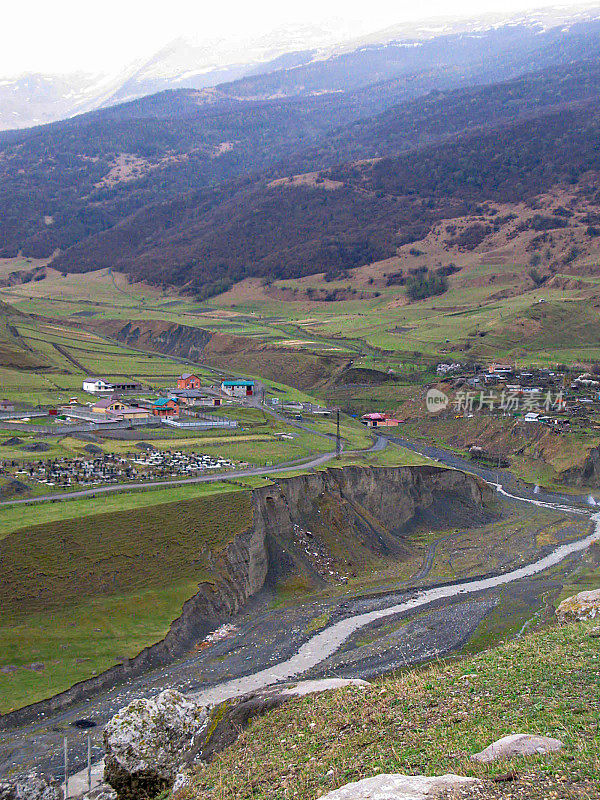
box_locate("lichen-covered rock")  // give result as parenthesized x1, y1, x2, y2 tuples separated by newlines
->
(317, 773, 478, 799)
(81, 786, 116, 800)
(556, 589, 600, 623)
(0, 773, 63, 800)
(103, 689, 209, 800)
(471, 733, 564, 763)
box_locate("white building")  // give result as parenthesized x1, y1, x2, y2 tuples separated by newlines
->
(221, 379, 255, 397)
(82, 378, 113, 394)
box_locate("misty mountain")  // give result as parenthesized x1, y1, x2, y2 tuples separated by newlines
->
(4, 5, 600, 132)
(0, 21, 359, 132)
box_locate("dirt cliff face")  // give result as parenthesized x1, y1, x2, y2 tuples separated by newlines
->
(253, 465, 493, 589)
(561, 446, 600, 487)
(89, 318, 349, 390)
(1, 465, 492, 724)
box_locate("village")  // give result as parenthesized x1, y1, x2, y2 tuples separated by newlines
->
(358, 361, 600, 431)
(0, 372, 339, 494)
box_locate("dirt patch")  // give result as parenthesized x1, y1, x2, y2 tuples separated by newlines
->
(95, 154, 152, 190)
(269, 172, 343, 191)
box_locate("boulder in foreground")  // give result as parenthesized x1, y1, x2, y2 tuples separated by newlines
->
(104, 680, 370, 798)
(556, 588, 600, 623)
(471, 733, 564, 763)
(317, 774, 478, 800)
(103, 689, 209, 800)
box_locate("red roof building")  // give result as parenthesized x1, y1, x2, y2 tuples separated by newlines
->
(361, 412, 402, 428)
(152, 398, 180, 417)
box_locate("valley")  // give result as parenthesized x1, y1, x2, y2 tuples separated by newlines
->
(1, 445, 599, 795)
(2, 8, 600, 799)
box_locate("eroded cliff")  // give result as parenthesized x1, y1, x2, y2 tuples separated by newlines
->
(1, 464, 492, 724)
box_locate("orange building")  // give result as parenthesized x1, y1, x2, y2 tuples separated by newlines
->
(152, 398, 179, 417)
(177, 373, 202, 390)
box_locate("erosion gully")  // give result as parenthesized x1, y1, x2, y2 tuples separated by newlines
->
(0, 437, 597, 793)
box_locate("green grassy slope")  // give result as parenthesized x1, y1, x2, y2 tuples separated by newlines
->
(0, 490, 253, 712)
(184, 621, 600, 800)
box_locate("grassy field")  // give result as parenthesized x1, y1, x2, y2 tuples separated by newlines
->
(2, 259, 599, 415)
(184, 621, 600, 800)
(0, 489, 253, 712)
(0, 315, 211, 405)
(0, 480, 258, 541)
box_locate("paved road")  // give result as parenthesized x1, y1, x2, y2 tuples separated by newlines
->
(0, 399, 385, 507)
(0, 435, 387, 508)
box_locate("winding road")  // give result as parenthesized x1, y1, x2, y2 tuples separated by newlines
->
(1, 435, 598, 795)
(0, 431, 387, 508)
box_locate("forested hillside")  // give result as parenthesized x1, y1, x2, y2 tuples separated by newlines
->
(51, 95, 600, 294)
(4, 22, 600, 295)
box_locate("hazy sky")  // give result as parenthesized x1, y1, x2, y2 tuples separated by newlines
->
(0, 0, 593, 76)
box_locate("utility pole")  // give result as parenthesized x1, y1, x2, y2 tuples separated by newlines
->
(87, 734, 92, 793)
(336, 408, 341, 458)
(63, 737, 69, 800)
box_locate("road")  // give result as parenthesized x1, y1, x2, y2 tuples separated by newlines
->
(0, 433, 387, 508)
(0, 394, 387, 508)
(387, 434, 593, 510)
(1, 433, 596, 795)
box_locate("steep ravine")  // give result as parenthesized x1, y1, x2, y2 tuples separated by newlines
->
(89, 318, 349, 390)
(0, 465, 492, 727)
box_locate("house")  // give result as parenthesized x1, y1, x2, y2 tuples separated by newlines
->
(83, 378, 113, 394)
(487, 362, 514, 376)
(169, 389, 221, 406)
(92, 399, 150, 420)
(361, 412, 402, 428)
(177, 373, 203, 390)
(92, 398, 129, 415)
(110, 380, 142, 392)
(152, 398, 179, 417)
(120, 406, 151, 421)
(221, 379, 255, 397)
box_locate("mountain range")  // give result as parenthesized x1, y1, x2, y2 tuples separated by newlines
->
(3, 4, 600, 131)
(3, 5, 600, 297)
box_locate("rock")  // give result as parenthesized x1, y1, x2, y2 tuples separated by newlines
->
(81, 786, 116, 800)
(471, 733, 564, 763)
(0, 773, 63, 800)
(171, 771, 192, 794)
(317, 774, 478, 799)
(556, 589, 600, 623)
(103, 689, 209, 800)
(202, 679, 370, 760)
(588, 626, 600, 638)
(280, 678, 370, 697)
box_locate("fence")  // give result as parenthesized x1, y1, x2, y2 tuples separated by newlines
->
(162, 415, 238, 429)
(0, 411, 46, 421)
(0, 419, 161, 435)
